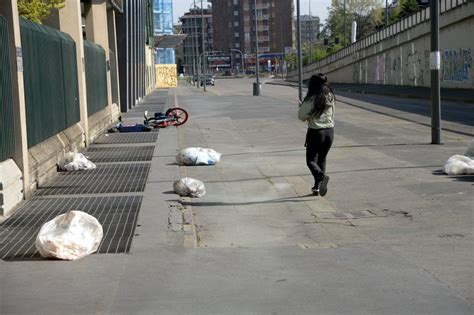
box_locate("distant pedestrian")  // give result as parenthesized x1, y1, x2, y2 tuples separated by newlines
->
(298, 73, 335, 196)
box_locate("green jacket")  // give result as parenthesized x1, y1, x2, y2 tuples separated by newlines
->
(298, 93, 335, 129)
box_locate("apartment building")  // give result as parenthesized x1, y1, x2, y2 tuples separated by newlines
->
(179, 7, 213, 76)
(300, 14, 320, 44)
(211, 0, 294, 71)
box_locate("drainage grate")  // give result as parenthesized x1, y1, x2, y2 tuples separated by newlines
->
(35, 163, 151, 196)
(94, 132, 158, 144)
(84, 146, 155, 162)
(313, 210, 386, 220)
(0, 196, 143, 260)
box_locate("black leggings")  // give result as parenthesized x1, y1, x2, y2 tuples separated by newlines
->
(305, 128, 334, 186)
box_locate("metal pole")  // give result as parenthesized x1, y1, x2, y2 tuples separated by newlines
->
(194, 1, 199, 89)
(430, 0, 441, 144)
(253, 0, 260, 96)
(296, 0, 302, 101)
(343, 0, 346, 46)
(385, 0, 388, 26)
(201, 0, 206, 92)
(230, 49, 244, 75)
(191, 3, 196, 85)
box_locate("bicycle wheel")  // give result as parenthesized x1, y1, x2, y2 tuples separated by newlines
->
(165, 107, 189, 126)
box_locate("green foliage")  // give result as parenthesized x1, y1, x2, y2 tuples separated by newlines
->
(18, 0, 65, 24)
(397, 0, 420, 18)
(326, 44, 343, 55)
(324, 0, 382, 44)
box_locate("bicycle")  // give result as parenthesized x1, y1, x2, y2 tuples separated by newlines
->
(144, 107, 189, 128)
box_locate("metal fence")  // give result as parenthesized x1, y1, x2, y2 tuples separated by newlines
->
(84, 40, 108, 116)
(0, 15, 16, 162)
(20, 18, 80, 148)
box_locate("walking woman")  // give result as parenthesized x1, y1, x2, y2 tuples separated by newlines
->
(298, 73, 335, 196)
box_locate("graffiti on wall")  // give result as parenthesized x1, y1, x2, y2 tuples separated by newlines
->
(442, 48, 472, 82)
(375, 55, 385, 83)
(406, 50, 422, 84)
(156, 64, 177, 88)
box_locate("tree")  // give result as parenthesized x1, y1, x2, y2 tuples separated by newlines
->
(324, 0, 383, 45)
(397, 0, 420, 18)
(18, 0, 65, 24)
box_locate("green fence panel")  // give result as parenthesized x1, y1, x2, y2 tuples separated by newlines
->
(84, 40, 108, 116)
(20, 18, 80, 148)
(109, 50, 119, 105)
(0, 15, 16, 162)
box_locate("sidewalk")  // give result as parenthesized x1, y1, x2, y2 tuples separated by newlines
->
(269, 79, 474, 103)
(0, 79, 472, 314)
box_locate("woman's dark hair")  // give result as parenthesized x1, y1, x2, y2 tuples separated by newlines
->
(303, 73, 334, 118)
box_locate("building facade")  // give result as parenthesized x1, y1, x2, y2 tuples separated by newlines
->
(211, 0, 294, 72)
(300, 15, 320, 44)
(179, 6, 213, 76)
(153, 0, 175, 64)
(116, 0, 155, 112)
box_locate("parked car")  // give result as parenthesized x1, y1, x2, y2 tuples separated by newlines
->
(200, 75, 215, 86)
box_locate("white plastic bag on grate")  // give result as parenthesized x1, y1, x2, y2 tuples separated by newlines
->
(35, 210, 103, 261)
(173, 177, 206, 198)
(176, 147, 222, 165)
(60, 152, 96, 171)
(443, 154, 474, 175)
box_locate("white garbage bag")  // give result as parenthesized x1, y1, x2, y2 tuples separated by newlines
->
(173, 177, 206, 198)
(443, 154, 474, 175)
(465, 139, 474, 157)
(176, 147, 222, 165)
(60, 152, 96, 171)
(35, 210, 104, 261)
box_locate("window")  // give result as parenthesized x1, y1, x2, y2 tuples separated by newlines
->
(234, 21, 239, 27)
(234, 10, 239, 16)
(235, 43, 240, 48)
(235, 32, 239, 37)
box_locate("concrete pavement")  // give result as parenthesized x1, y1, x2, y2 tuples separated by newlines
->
(0, 78, 472, 314)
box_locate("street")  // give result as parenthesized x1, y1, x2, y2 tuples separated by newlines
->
(1, 78, 472, 314)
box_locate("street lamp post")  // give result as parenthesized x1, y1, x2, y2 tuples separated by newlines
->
(188, 3, 197, 85)
(193, 0, 200, 89)
(253, 0, 260, 96)
(430, 0, 441, 144)
(201, 0, 207, 92)
(296, 0, 303, 101)
(230, 48, 245, 75)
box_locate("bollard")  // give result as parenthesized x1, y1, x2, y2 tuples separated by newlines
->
(253, 82, 261, 96)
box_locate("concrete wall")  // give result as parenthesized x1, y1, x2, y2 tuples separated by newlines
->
(287, 1, 473, 90)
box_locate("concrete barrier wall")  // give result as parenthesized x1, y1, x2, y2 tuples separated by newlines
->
(287, 1, 473, 90)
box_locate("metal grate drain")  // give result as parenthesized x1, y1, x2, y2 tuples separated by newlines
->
(0, 196, 143, 260)
(84, 146, 155, 162)
(94, 132, 158, 144)
(35, 163, 151, 196)
(313, 210, 386, 220)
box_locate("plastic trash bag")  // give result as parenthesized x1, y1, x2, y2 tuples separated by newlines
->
(465, 139, 474, 157)
(35, 210, 104, 261)
(443, 154, 474, 175)
(173, 177, 206, 198)
(59, 152, 96, 171)
(176, 147, 222, 165)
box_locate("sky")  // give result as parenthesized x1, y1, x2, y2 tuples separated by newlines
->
(172, 0, 332, 25)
